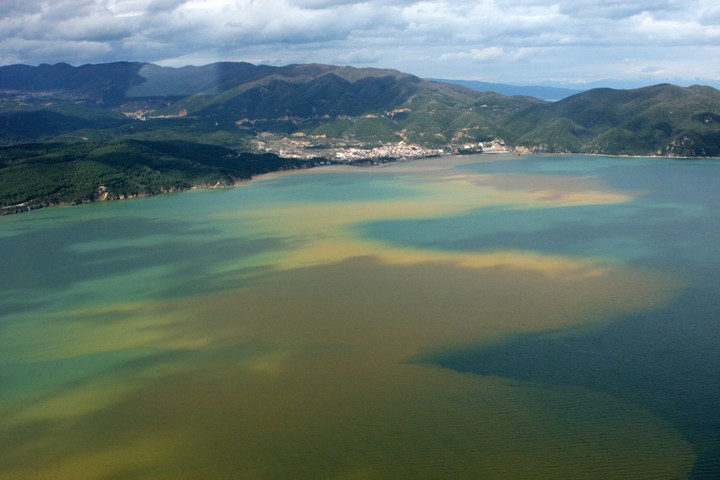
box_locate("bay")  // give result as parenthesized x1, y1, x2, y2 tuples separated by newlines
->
(1, 154, 716, 479)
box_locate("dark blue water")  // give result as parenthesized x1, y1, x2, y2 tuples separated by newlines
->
(360, 155, 720, 479)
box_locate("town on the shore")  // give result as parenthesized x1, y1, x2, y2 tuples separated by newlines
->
(252, 131, 510, 163)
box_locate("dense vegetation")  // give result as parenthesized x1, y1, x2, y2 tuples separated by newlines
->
(1, 61, 719, 213)
(0, 140, 319, 213)
(506, 84, 720, 156)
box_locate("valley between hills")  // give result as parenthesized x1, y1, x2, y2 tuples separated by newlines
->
(2, 61, 720, 213)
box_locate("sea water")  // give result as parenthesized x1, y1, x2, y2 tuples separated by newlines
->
(0, 154, 717, 479)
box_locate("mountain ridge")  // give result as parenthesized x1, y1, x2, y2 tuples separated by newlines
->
(2, 61, 719, 156)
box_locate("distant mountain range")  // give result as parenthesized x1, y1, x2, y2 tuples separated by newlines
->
(1, 61, 719, 212)
(428, 79, 583, 101)
(436, 77, 720, 100)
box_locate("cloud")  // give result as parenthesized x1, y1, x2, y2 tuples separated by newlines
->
(146, 0, 188, 12)
(557, 0, 670, 19)
(0, 0, 718, 85)
(332, 49, 383, 65)
(632, 11, 720, 44)
(440, 47, 533, 64)
(0, 0, 43, 17)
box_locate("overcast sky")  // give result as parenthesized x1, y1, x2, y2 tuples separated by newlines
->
(2, 0, 719, 87)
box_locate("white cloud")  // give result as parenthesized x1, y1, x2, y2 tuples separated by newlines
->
(332, 49, 383, 65)
(631, 11, 720, 44)
(0, 0, 719, 85)
(440, 47, 533, 64)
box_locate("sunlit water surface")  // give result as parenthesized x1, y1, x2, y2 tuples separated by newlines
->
(1, 154, 718, 479)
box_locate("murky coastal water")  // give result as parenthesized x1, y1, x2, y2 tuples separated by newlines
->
(1, 154, 718, 479)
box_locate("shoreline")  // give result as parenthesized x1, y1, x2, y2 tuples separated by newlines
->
(2, 151, 718, 216)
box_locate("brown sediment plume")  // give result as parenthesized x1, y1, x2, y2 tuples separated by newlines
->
(0, 157, 695, 479)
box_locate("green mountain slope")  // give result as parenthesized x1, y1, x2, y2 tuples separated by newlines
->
(0, 62, 147, 103)
(0, 99, 128, 144)
(3, 62, 718, 158)
(162, 67, 526, 141)
(509, 84, 720, 156)
(1, 61, 529, 147)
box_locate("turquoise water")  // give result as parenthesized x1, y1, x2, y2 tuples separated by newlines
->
(0, 155, 718, 479)
(415, 156, 720, 479)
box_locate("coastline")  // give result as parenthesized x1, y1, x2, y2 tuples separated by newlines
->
(3, 151, 717, 216)
(0, 155, 416, 216)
